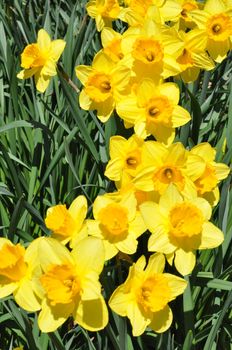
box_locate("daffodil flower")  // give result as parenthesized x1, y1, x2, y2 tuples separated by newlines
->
(0, 238, 43, 312)
(87, 192, 146, 260)
(109, 253, 187, 336)
(45, 195, 88, 247)
(140, 185, 224, 275)
(17, 29, 66, 92)
(37, 237, 108, 332)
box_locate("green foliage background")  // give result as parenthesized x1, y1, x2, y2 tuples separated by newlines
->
(0, 0, 231, 349)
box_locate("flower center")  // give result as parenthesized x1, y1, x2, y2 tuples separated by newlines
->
(125, 150, 141, 170)
(169, 203, 204, 238)
(104, 39, 124, 62)
(21, 44, 49, 69)
(132, 38, 163, 64)
(153, 165, 185, 194)
(146, 96, 173, 126)
(86, 73, 112, 102)
(45, 205, 76, 238)
(0, 243, 27, 281)
(98, 203, 129, 241)
(181, 2, 198, 21)
(207, 14, 232, 41)
(137, 275, 170, 313)
(41, 264, 81, 305)
(177, 48, 193, 67)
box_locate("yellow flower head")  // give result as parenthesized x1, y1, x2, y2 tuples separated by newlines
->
(17, 29, 66, 92)
(109, 253, 187, 336)
(190, 0, 232, 62)
(104, 134, 144, 187)
(86, 0, 121, 31)
(120, 21, 183, 80)
(0, 238, 43, 312)
(45, 195, 88, 247)
(133, 141, 201, 197)
(37, 237, 108, 332)
(117, 79, 191, 144)
(140, 185, 224, 275)
(189, 143, 230, 205)
(75, 51, 131, 122)
(87, 192, 146, 260)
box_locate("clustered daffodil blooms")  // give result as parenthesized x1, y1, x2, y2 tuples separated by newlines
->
(13, 0, 231, 338)
(17, 29, 66, 92)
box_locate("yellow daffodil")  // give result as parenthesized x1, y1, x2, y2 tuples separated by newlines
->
(190, 0, 232, 62)
(75, 51, 131, 122)
(0, 238, 43, 312)
(120, 20, 183, 80)
(37, 237, 108, 332)
(17, 29, 66, 92)
(104, 134, 144, 187)
(174, 0, 200, 29)
(133, 141, 203, 197)
(45, 195, 88, 247)
(189, 143, 230, 205)
(101, 27, 130, 63)
(140, 185, 224, 275)
(117, 79, 191, 144)
(109, 253, 187, 336)
(119, 0, 182, 27)
(176, 29, 214, 82)
(86, 0, 121, 31)
(87, 192, 146, 260)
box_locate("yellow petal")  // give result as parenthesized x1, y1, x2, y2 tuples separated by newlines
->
(71, 237, 105, 275)
(115, 235, 138, 255)
(79, 90, 92, 110)
(140, 202, 166, 233)
(207, 39, 229, 63)
(148, 230, 176, 254)
(37, 29, 51, 50)
(103, 240, 118, 260)
(204, 0, 226, 14)
(129, 212, 147, 238)
(51, 39, 66, 61)
(0, 282, 18, 298)
(116, 97, 141, 123)
(68, 195, 87, 224)
(109, 285, 131, 317)
(152, 124, 175, 146)
(159, 184, 183, 212)
(172, 105, 191, 127)
(199, 222, 224, 249)
(191, 197, 212, 221)
(17, 68, 38, 79)
(159, 82, 180, 105)
(214, 163, 230, 181)
(164, 273, 187, 299)
(174, 249, 196, 275)
(34, 72, 50, 93)
(127, 302, 151, 336)
(41, 60, 57, 76)
(14, 279, 41, 312)
(145, 253, 165, 276)
(149, 305, 173, 333)
(137, 79, 157, 106)
(38, 299, 73, 332)
(74, 296, 109, 331)
(38, 237, 73, 270)
(75, 66, 93, 85)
